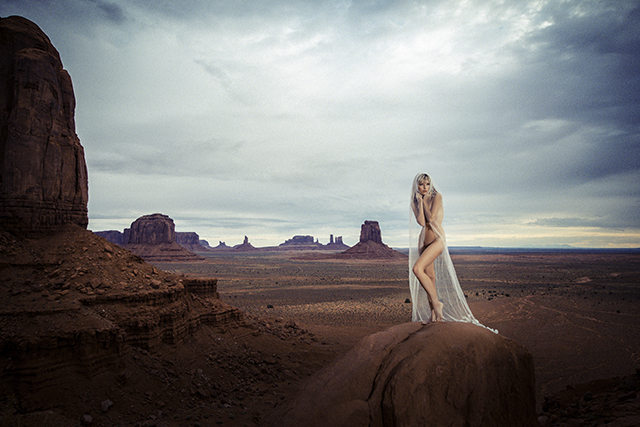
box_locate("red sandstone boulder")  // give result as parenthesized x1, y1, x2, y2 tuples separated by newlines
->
(0, 16, 88, 236)
(262, 322, 536, 427)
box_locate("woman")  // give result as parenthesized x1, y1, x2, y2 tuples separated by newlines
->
(409, 173, 496, 332)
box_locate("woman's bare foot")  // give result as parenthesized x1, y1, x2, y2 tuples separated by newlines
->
(431, 300, 444, 322)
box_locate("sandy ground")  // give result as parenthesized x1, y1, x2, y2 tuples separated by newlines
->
(157, 249, 640, 413)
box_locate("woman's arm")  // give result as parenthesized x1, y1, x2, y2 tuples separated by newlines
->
(412, 192, 427, 226)
(431, 193, 444, 227)
(429, 193, 446, 240)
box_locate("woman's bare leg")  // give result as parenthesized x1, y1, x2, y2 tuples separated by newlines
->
(412, 239, 445, 322)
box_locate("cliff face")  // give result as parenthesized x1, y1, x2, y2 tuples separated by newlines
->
(0, 16, 88, 236)
(359, 220, 382, 244)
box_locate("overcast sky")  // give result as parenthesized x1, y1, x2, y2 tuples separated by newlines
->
(2, 0, 639, 248)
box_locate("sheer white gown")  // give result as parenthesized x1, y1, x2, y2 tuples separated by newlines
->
(408, 175, 497, 333)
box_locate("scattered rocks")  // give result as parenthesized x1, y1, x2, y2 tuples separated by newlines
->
(100, 399, 113, 412)
(81, 413, 93, 425)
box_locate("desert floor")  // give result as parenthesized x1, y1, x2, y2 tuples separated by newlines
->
(157, 249, 640, 415)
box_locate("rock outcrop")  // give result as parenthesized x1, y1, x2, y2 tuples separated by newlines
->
(0, 17, 245, 419)
(262, 322, 536, 427)
(211, 240, 232, 251)
(0, 16, 88, 236)
(0, 225, 243, 414)
(277, 234, 350, 251)
(94, 214, 204, 262)
(126, 213, 175, 244)
(339, 220, 405, 259)
(360, 220, 383, 244)
(175, 231, 210, 252)
(93, 229, 125, 245)
(233, 235, 257, 251)
(281, 235, 317, 246)
(326, 234, 349, 250)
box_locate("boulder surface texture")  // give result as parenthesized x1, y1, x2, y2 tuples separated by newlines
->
(262, 322, 536, 427)
(0, 16, 88, 236)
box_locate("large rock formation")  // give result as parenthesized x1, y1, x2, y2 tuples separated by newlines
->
(339, 220, 405, 259)
(263, 322, 536, 427)
(281, 235, 316, 246)
(0, 16, 246, 425)
(276, 234, 350, 251)
(123, 214, 203, 261)
(126, 213, 175, 244)
(211, 240, 232, 251)
(0, 16, 88, 236)
(233, 235, 257, 251)
(95, 214, 205, 261)
(93, 229, 124, 245)
(176, 231, 210, 252)
(326, 234, 349, 250)
(360, 220, 383, 244)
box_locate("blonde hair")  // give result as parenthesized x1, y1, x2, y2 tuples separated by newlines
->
(416, 173, 431, 186)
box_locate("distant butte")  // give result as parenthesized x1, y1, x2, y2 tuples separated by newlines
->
(338, 220, 406, 259)
(96, 213, 204, 262)
(233, 235, 257, 251)
(277, 234, 350, 251)
(211, 240, 232, 251)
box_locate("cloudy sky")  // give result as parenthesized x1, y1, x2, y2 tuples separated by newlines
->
(2, 0, 639, 248)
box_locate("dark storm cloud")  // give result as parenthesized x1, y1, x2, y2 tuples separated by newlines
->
(524, 2, 640, 128)
(88, 0, 127, 24)
(1, 0, 129, 27)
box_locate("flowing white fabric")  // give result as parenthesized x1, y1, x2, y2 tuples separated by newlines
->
(409, 174, 497, 333)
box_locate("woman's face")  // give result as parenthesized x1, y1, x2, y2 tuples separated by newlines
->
(418, 180, 431, 196)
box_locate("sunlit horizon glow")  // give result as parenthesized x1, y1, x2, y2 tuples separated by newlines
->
(1, 0, 638, 249)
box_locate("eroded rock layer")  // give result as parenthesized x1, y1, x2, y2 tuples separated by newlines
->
(0, 16, 88, 236)
(0, 225, 242, 411)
